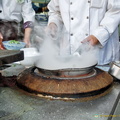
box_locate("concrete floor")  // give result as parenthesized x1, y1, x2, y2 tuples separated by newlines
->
(0, 64, 120, 120)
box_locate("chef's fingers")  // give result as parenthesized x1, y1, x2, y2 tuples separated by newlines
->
(26, 42, 31, 48)
(0, 40, 5, 50)
(81, 38, 89, 43)
(50, 29, 57, 38)
(23, 38, 30, 48)
(0, 34, 5, 50)
(80, 37, 94, 51)
(0, 45, 5, 50)
(45, 26, 52, 37)
(0, 32, 3, 39)
(81, 38, 90, 47)
(46, 23, 58, 39)
(88, 36, 99, 46)
(81, 35, 99, 46)
(49, 23, 57, 30)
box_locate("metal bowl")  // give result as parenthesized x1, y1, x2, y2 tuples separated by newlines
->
(108, 61, 120, 80)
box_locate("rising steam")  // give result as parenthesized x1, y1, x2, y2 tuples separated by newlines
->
(32, 25, 99, 70)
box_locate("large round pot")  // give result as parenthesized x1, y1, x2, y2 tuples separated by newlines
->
(37, 64, 97, 77)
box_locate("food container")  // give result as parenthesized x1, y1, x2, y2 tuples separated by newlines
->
(108, 61, 120, 80)
(2, 41, 26, 50)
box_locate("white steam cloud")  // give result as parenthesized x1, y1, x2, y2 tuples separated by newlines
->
(32, 25, 99, 70)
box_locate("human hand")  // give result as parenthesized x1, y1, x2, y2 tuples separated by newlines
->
(81, 35, 100, 46)
(46, 22, 58, 40)
(24, 28, 32, 47)
(24, 38, 30, 48)
(76, 35, 100, 54)
(0, 33, 5, 50)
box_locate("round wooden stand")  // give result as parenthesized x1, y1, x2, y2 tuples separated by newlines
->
(17, 67, 113, 101)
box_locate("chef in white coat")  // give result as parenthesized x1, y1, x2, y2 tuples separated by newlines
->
(47, 0, 120, 65)
(0, 0, 35, 49)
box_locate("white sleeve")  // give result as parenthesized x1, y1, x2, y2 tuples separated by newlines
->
(22, 0, 35, 23)
(47, 0, 63, 31)
(92, 0, 120, 46)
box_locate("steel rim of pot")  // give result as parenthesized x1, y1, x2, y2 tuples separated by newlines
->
(36, 64, 97, 77)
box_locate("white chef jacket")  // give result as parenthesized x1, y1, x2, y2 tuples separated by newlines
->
(47, 0, 120, 65)
(0, 0, 35, 23)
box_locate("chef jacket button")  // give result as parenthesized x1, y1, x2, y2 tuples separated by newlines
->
(70, 2, 72, 5)
(86, 16, 89, 19)
(86, 33, 88, 36)
(88, 1, 90, 3)
(71, 17, 74, 20)
(71, 34, 73, 36)
(0, 10, 2, 13)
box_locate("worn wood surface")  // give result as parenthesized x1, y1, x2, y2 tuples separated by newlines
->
(17, 67, 113, 100)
